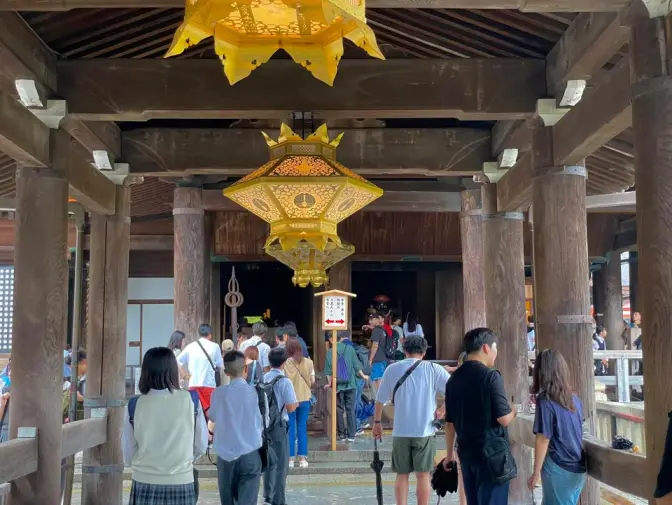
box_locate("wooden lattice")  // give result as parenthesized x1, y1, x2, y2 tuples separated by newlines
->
(0, 266, 14, 353)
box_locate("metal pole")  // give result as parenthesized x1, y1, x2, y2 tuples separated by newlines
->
(331, 328, 337, 451)
(63, 204, 85, 505)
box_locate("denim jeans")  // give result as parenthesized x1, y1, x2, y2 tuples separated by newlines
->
(288, 400, 310, 457)
(460, 460, 510, 505)
(541, 458, 586, 505)
(355, 378, 365, 430)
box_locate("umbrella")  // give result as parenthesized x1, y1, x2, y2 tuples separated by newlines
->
(371, 438, 384, 505)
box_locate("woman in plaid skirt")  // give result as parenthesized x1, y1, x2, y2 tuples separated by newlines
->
(123, 347, 209, 505)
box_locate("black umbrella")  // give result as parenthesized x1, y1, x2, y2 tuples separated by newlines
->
(371, 438, 385, 505)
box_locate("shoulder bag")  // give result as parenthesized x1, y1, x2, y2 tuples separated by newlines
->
(391, 359, 422, 405)
(479, 369, 517, 485)
(196, 340, 221, 387)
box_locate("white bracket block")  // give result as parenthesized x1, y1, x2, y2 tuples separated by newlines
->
(475, 161, 509, 184)
(28, 100, 67, 129)
(641, 0, 672, 17)
(536, 99, 570, 126)
(17, 426, 37, 439)
(95, 163, 143, 186)
(15, 79, 44, 108)
(559, 80, 586, 107)
(498, 148, 518, 169)
(93, 150, 114, 170)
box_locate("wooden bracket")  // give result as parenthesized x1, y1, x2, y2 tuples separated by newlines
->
(480, 161, 509, 184)
(641, 0, 672, 17)
(536, 99, 570, 126)
(27, 99, 66, 129)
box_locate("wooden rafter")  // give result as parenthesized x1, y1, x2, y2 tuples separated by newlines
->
(0, 0, 631, 11)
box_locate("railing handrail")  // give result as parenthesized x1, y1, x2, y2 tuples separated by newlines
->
(528, 350, 643, 360)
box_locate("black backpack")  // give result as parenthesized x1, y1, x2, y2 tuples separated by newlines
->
(255, 375, 287, 432)
(383, 330, 396, 360)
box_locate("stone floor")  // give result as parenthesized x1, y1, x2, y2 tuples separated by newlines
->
(69, 474, 437, 505)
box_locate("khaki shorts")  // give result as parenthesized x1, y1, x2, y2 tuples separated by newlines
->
(391, 436, 434, 474)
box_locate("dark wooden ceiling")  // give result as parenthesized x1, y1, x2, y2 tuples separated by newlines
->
(0, 8, 635, 218)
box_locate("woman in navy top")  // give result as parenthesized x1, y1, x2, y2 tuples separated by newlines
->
(528, 349, 586, 505)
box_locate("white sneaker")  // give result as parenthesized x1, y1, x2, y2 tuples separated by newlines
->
(299, 460, 309, 468)
(347, 438, 355, 442)
(288, 459, 294, 469)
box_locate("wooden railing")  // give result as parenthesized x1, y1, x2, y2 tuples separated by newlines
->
(509, 414, 650, 499)
(0, 415, 108, 490)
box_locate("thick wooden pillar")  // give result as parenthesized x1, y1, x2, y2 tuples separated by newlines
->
(482, 184, 529, 505)
(435, 268, 464, 360)
(602, 256, 624, 351)
(460, 189, 486, 332)
(9, 167, 69, 505)
(173, 185, 206, 342)
(531, 124, 598, 505)
(82, 186, 130, 505)
(630, 3, 672, 492)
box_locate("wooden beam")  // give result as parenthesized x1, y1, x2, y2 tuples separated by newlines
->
(123, 127, 490, 177)
(0, 0, 631, 11)
(52, 130, 116, 215)
(0, 91, 49, 167)
(509, 415, 650, 499)
(203, 188, 462, 213)
(491, 119, 533, 157)
(496, 153, 532, 212)
(0, 438, 38, 483)
(58, 59, 546, 121)
(0, 12, 57, 96)
(586, 191, 635, 213)
(60, 118, 121, 161)
(61, 417, 107, 459)
(546, 12, 629, 98)
(553, 60, 631, 166)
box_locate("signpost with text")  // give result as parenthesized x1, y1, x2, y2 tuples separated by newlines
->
(315, 289, 356, 450)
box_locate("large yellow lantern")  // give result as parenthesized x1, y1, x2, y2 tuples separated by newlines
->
(166, 0, 384, 86)
(223, 124, 383, 287)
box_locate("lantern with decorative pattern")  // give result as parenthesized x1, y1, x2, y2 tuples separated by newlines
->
(222, 123, 383, 287)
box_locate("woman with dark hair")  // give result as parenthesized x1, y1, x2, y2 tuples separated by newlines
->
(284, 338, 315, 468)
(403, 312, 424, 338)
(243, 345, 264, 384)
(167, 330, 189, 388)
(122, 347, 208, 505)
(528, 349, 586, 505)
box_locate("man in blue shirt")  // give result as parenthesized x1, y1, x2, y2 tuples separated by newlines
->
(262, 347, 298, 505)
(210, 351, 264, 505)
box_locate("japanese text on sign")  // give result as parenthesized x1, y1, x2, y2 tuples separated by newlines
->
(323, 295, 347, 329)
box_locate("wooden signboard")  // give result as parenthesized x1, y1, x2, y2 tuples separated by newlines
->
(314, 289, 356, 450)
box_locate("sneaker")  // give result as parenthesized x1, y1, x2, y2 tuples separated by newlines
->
(347, 438, 355, 442)
(361, 422, 371, 429)
(356, 428, 364, 436)
(299, 460, 309, 468)
(339, 437, 348, 443)
(288, 459, 294, 469)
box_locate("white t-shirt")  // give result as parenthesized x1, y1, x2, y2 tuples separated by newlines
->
(238, 336, 271, 368)
(177, 338, 223, 388)
(376, 358, 449, 438)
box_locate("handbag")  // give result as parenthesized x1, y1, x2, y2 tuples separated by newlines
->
(289, 359, 316, 407)
(196, 340, 221, 387)
(479, 370, 517, 485)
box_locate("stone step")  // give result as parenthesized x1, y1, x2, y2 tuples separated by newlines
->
(73, 461, 394, 483)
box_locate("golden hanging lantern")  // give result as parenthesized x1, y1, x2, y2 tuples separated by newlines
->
(222, 123, 383, 287)
(166, 0, 384, 86)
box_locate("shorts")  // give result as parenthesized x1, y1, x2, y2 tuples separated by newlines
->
(392, 436, 434, 474)
(371, 362, 387, 381)
(189, 386, 215, 418)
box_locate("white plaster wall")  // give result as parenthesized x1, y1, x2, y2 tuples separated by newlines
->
(126, 278, 174, 365)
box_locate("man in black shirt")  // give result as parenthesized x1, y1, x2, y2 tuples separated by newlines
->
(442, 328, 517, 505)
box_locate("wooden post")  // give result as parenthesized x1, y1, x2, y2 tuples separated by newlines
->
(530, 124, 598, 505)
(82, 186, 130, 505)
(460, 188, 486, 332)
(9, 166, 69, 505)
(435, 269, 464, 361)
(630, 3, 672, 493)
(174, 185, 206, 342)
(481, 183, 530, 505)
(602, 256, 624, 352)
(331, 328, 337, 451)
